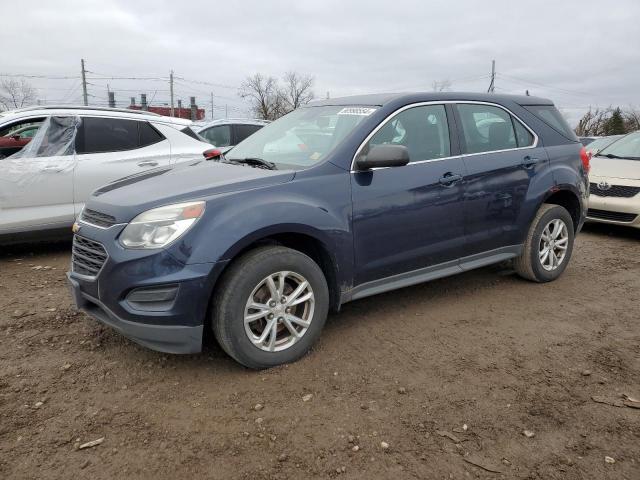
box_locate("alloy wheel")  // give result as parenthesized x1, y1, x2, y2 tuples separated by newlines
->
(538, 219, 569, 271)
(243, 271, 315, 352)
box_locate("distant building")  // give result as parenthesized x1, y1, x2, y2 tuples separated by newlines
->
(128, 104, 205, 120)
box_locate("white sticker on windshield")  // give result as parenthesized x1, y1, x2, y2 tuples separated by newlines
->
(337, 107, 377, 116)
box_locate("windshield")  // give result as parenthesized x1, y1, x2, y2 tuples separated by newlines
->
(586, 135, 623, 153)
(598, 131, 640, 160)
(226, 105, 377, 170)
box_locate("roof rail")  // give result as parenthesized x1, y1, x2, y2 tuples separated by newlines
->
(9, 105, 162, 116)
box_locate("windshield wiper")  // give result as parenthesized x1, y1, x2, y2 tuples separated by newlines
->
(599, 153, 640, 160)
(226, 157, 277, 170)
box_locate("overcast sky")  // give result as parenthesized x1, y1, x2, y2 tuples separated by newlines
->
(1, 0, 638, 125)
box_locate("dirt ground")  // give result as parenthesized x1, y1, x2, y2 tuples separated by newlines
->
(0, 223, 638, 480)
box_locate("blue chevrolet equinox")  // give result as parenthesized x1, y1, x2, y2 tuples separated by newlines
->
(68, 93, 589, 369)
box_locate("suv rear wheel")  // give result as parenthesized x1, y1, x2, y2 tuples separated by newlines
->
(514, 204, 575, 282)
(212, 246, 329, 369)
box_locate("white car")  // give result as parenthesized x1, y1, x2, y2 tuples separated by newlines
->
(0, 106, 213, 241)
(588, 131, 640, 229)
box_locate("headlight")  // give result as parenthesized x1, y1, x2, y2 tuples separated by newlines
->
(119, 201, 205, 249)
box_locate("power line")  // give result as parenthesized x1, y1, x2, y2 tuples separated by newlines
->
(0, 73, 80, 80)
(174, 76, 237, 90)
(497, 73, 592, 98)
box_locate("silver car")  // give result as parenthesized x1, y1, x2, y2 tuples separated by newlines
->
(0, 106, 212, 241)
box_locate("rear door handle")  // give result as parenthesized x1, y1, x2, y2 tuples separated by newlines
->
(137, 160, 159, 167)
(522, 156, 541, 169)
(41, 166, 63, 173)
(439, 172, 463, 186)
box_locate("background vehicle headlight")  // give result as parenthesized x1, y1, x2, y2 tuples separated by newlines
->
(119, 201, 205, 249)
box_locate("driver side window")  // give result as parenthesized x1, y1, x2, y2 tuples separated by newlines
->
(367, 105, 451, 162)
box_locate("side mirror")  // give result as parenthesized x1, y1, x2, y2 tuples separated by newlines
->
(203, 148, 223, 160)
(12, 134, 21, 141)
(355, 144, 410, 170)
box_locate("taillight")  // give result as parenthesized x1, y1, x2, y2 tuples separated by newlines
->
(580, 146, 590, 173)
(203, 148, 222, 160)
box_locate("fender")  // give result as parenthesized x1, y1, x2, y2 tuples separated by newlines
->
(166, 161, 355, 293)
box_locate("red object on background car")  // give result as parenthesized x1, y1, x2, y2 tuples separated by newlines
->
(580, 146, 590, 173)
(203, 148, 223, 160)
(0, 134, 32, 150)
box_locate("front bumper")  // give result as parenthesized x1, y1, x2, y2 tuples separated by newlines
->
(587, 175, 640, 229)
(67, 222, 227, 354)
(68, 273, 204, 353)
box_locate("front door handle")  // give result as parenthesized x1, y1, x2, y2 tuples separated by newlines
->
(523, 156, 541, 169)
(439, 172, 463, 186)
(137, 160, 159, 167)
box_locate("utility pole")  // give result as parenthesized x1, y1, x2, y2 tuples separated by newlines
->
(169, 70, 175, 117)
(487, 59, 496, 93)
(108, 91, 115, 108)
(190, 96, 197, 121)
(225, 104, 228, 119)
(81, 58, 88, 106)
(210, 92, 214, 119)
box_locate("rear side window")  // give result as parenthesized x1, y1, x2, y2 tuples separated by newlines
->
(367, 104, 451, 162)
(456, 104, 517, 154)
(180, 126, 200, 140)
(78, 117, 139, 153)
(236, 124, 263, 143)
(523, 105, 578, 141)
(139, 122, 164, 147)
(76, 118, 166, 154)
(513, 120, 534, 147)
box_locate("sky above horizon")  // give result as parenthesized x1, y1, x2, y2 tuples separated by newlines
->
(1, 0, 638, 125)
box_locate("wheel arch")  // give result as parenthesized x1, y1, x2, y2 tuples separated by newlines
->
(542, 186, 583, 231)
(211, 225, 344, 314)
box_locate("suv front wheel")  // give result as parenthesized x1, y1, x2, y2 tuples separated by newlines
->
(514, 204, 575, 282)
(212, 246, 329, 369)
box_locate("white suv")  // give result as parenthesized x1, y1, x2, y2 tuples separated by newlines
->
(0, 106, 212, 241)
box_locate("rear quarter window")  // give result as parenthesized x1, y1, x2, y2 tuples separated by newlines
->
(180, 126, 201, 141)
(523, 105, 578, 142)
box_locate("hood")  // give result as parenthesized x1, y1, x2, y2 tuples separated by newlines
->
(590, 156, 640, 180)
(87, 160, 294, 222)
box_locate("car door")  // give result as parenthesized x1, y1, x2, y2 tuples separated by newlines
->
(0, 116, 76, 233)
(351, 103, 467, 286)
(454, 103, 546, 255)
(73, 116, 171, 214)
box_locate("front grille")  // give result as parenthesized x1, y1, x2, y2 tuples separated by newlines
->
(72, 235, 108, 277)
(587, 208, 638, 223)
(589, 183, 640, 198)
(81, 208, 117, 228)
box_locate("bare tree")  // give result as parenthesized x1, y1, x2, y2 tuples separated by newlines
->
(623, 107, 640, 132)
(280, 72, 314, 113)
(238, 73, 282, 121)
(432, 79, 452, 92)
(0, 78, 36, 111)
(239, 72, 315, 120)
(575, 107, 611, 136)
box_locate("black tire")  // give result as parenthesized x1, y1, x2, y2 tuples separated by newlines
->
(514, 204, 575, 282)
(212, 246, 329, 369)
